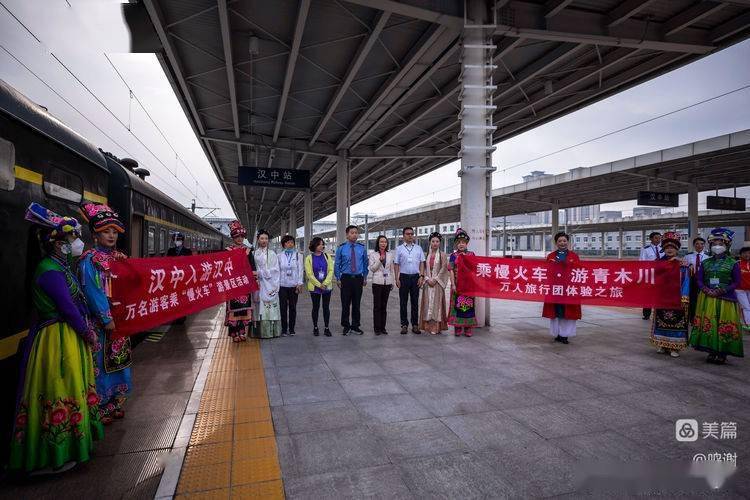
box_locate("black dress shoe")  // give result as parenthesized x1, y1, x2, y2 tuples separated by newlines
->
(382, 330, 389, 335)
(342, 327, 349, 336)
(313, 327, 320, 336)
(324, 328, 332, 337)
(554, 335, 562, 343)
(375, 330, 381, 336)
(351, 327, 364, 335)
(412, 326, 421, 334)
(400, 326, 408, 335)
(561, 337, 569, 344)
(289, 331, 296, 336)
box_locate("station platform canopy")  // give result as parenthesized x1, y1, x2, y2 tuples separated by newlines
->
(315, 128, 750, 236)
(138, 0, 750, 233)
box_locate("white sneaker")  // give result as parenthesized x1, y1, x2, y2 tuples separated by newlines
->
(656, 347, 666, 354)
(670, 351, 680, 358)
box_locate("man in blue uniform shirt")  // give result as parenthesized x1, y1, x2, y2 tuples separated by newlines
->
(335, 225, 368, 335)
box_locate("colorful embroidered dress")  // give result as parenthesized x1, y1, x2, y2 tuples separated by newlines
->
(689, 254, 743, 358)
(10, 255, 104, 472)
(79, 246, 132, 419)
(542, 250, 582, 321)
(448, 250, 477, 327)
(651, 256, 691, 351)
(225, 245, 255, 338)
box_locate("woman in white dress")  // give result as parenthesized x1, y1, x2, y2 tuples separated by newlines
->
(252, 230, 281, 339)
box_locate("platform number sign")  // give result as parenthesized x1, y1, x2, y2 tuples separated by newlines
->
(238, 166, 310, 189)
(637, 191, 679, 207)
(706, 195, 746, 211)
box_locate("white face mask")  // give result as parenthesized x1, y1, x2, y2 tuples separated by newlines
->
(61, 238, 84, 257)
(175, 240, 183, 247)
(711, 245, 726, 255)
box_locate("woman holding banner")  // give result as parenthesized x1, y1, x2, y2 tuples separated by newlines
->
(79, 203, 132, 424)
(9, 204, 104, 474)
(689, 228, 743, 364)
(650, 232, 690, 358)
(448, 228, 477, 337)
(252, 230, 282, 338)
(225, 220, 256, 342)
(419, 232, 450, 335)
(542, 232, 581, 344)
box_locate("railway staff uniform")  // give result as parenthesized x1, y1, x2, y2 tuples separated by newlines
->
(334, 226, 368, 335)
(79, 203, 132, 425)
(167, 232, 192, 256)
(368, 236, 395, 335)
(9, 203, 104, 474)
(684, 237, 708, 321)
(639, 232, 663, 320)
(277, 235, 304, 336)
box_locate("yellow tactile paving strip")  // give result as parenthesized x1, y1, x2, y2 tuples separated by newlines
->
(176, 333, 284, 499)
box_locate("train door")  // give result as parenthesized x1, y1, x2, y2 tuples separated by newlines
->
(130, 215, 143, 257)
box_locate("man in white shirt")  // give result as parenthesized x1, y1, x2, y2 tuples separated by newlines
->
(639, 231, 663, 320)
(394, 227, 426, 334)
(684, 236, 708, 321)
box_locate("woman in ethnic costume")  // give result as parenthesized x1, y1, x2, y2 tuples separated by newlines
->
(689, 227, 743, 364)
(418, 232, 451, 334)
(225, 220, 256, 342)
(448, 228, 477, 337)
(251, 230, 282, 338)
(9, 203, 104, 474)
(542, 232, 581, 345)
(650, 232, 690, 358)
(79, 203, 131, 424)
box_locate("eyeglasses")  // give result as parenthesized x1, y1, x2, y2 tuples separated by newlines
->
(404, 232, 414, 236)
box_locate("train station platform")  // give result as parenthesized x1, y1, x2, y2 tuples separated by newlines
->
(4, 290, 750, 498)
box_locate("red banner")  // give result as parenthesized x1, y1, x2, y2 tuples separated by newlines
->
(109, 249, 258, 337)
(456, 255, 681, 309)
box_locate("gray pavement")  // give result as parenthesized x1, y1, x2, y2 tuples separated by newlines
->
(266, 287, 750, 498)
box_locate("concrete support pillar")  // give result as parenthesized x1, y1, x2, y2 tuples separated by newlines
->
(600, 231, 606, 257)
(618, 227, 624, 259)
(502, 216, 507, 257)
(641, 229, 647, 248)
(688, 184, 699, 240)
(460, 1, 493, 327)
(289, 204, 296, 238)
(336, 155, 350, 248)
(304, 190, 313, 252)
(551, 205, 559, 238)
(364, 214, 369, 250)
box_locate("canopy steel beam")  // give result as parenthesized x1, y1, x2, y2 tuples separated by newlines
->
(605, 0, 658, 27)
(216, 0, 242, 166)
(309, 11, 390, 147)
(273, 0, 311, 144)
(544, 0, 575, 18)
(339, 0, 465, 29)
(663, 1, 726, 37)
(495, 1, 716, 54)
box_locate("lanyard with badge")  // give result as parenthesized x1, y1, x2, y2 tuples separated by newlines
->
(285, 251, 297, 278)
(317, 255, 326, 281)
(405, 244, 415, 265)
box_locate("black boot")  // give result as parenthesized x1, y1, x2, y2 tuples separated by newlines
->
(561, 337, 569, 344)
(324, 327, 332, 337)
(313, 327, 320, 336)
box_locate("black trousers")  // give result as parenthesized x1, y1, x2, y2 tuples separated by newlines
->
(399, 273, 420, 326)
(279, 286, 299, 333)
(340, 274, 364, 328)
(372, 283, 392, 332)
(310, 292, 331, 327)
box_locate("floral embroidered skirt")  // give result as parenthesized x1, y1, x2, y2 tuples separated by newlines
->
(689, 293, 744, 357)
(650, 305, 689, 351)
(9, 322, 104, 472)
(448, 291, 477, 327)
(226, 296, 253, 338)
(92, 328, 132, 417)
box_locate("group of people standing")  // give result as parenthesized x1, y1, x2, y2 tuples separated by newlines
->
(640, 228, 749, 363)
(222, 222, 479, 341)
(10, 202, 132, 475)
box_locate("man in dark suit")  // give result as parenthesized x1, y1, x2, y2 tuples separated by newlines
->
(167, 232, 193, 256)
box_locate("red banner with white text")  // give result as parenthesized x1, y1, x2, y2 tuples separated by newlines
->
(109, 249, 258, 337)
(455, 255, 681, 309)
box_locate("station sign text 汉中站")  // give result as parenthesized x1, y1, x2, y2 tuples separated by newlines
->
(238, 166, 310, 189)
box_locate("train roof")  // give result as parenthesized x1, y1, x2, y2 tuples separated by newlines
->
(104, 153, 222, 236)
(0, 79, 107, 172)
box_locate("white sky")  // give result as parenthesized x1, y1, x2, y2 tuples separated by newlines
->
(1, 1, 749, 222)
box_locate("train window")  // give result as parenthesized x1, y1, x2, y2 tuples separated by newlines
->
(43, 164, 83, 203)
(148, 226, 155, 254)
(0, 137, 15, 191)
(159, 229, 166, 254)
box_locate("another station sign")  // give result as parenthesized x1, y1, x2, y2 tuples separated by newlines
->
(637, 191, 679, 207)
(238, 166, 310, 189)
(706, 195, 746, 211)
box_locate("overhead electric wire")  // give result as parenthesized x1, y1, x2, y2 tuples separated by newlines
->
(1, 1, 209, 207)
(0, 43, 193, 201)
